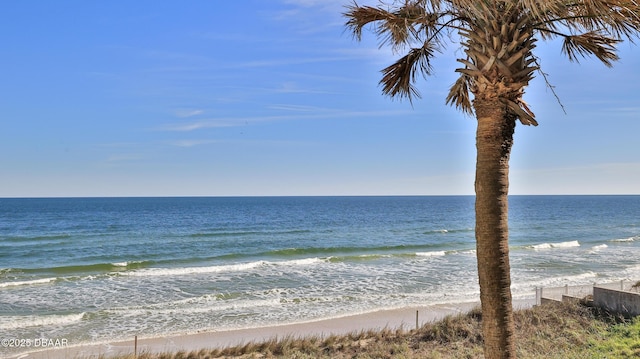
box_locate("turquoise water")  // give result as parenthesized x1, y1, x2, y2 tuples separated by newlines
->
(1, 196, 639, 354)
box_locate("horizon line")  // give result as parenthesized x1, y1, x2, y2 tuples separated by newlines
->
(2, 194, 639, 200)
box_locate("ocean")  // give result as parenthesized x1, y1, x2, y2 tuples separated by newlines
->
(1, 196, 639, 355)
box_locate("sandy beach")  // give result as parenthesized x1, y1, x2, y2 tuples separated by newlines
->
(8, 298, 536, 359)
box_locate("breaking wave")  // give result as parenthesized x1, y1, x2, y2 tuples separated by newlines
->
(529, 240, 580, 250)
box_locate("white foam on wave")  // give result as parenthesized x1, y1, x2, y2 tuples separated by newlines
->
(622, 264, 640, 277)
(0, 312, 85, 330)
(112, 260, 149, 268)
(0, 277, 57, 289)
(416, 251, 446, 257)
(127, 261, 267, 277)
(127, 258, 325, 277)
(610, 236, 637, 242)
(357, 254, 390, 259)
(530, 240, 580, 250)
(591, 244, 608, 251)
(512, 271, 599, 294)
(554, 271, 598, 283)
(275, 257, 325, 267)
(107, 298, 282, 317)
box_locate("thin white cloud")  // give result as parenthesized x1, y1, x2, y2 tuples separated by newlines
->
(170, 139, 220, 147)
(159, 110, 410, 132)
(334, 46, 397, 63)
(159, 119, 242, 132)
(608, 106, 640, 114)
(106, 154, 145, 162)
(276, 0, 345, 17)
(197, 31, 260, 42)
(229, 56, 352, 69)
(96, 142, 144, 148)
(274, 82, 334, 94)
(282, 0, 340, 7)
(169, 138, 319, 148)
(267, 104, 330, 111)
(174, 109, 204, 118)
(273, 0, 381, 36)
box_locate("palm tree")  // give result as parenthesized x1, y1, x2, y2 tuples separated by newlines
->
(344, 1, 640, 358)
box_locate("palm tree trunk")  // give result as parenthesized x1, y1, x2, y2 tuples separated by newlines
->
(474, 98, 516, 359)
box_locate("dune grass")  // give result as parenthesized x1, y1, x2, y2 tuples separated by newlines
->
(108, 301, 639, 359)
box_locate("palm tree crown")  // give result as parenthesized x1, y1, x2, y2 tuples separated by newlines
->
(345, 0, 640, 125)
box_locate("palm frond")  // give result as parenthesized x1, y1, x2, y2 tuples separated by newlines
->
(504, 98, 538, 126)
(379, 41, 437, 101)
(533, 0, 640, 43)
(562, 31, 621, 67)
(344, 4, 387, 41)
(344, 2, 433, 50)
(445, 74, 473, 114)
(520, 0, 565, 23)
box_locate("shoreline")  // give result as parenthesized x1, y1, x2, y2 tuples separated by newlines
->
(10, 298, 535, 359)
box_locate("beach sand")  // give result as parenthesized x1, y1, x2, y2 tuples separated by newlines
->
(10, 298, 535, 359)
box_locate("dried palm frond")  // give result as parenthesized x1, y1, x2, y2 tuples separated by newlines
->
(379, 41, 437, 101)
(504, 98, 538, 126)
(562, 31, 621, 67)
(446, 74, 473, 114)
(344, 2, 431, 50)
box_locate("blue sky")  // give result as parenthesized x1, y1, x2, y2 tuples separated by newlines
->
(2, 0, 639, 197)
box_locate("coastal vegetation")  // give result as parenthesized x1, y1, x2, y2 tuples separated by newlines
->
(108, 301, 640, 359)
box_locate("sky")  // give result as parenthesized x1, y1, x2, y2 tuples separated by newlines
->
(1, 0, 639, 197)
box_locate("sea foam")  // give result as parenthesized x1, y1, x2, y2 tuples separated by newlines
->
(111, 260, 149, 269)
(0, 277, 57, 289)
(611, 236, 637, 242)
(0, 312, 85, 330)
(127, 261, 268, 277)
(530, 240, 580, 250)
(127, 258, 325, 277)
(416, 251, 447, 257)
